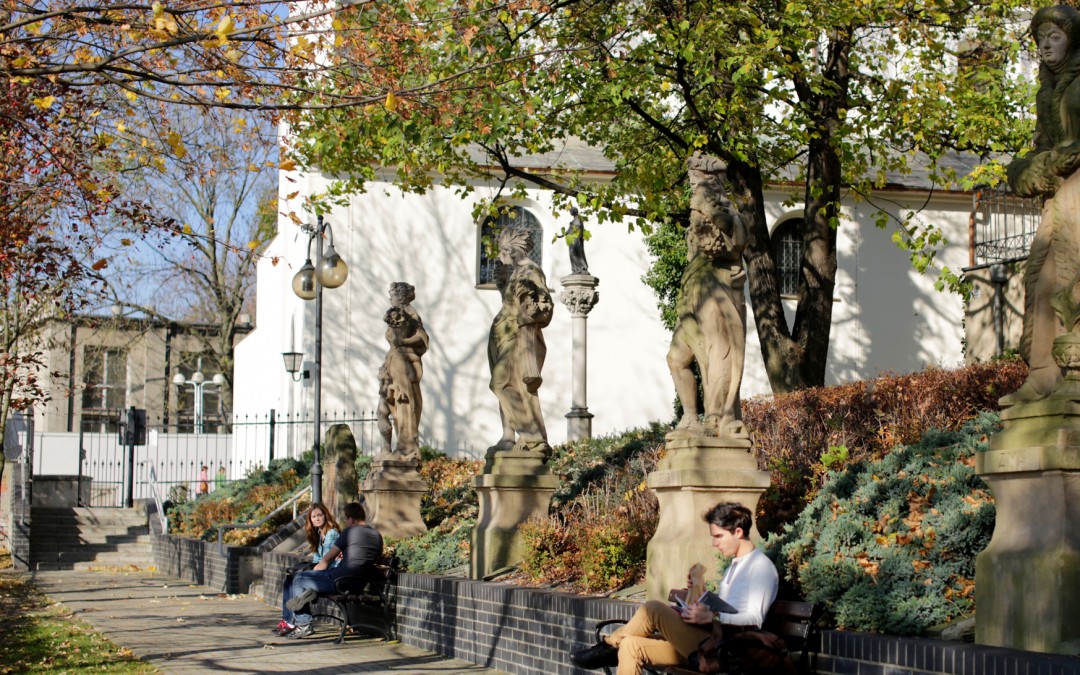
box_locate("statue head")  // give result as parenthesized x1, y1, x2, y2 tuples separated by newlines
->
(389, 282, 415, 306)
(1032, 5, 1080, 73)
(496, 226, 534, 265)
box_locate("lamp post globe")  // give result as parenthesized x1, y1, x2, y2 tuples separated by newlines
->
(292, 260, 317, 300)
(316, 244, 349, 288)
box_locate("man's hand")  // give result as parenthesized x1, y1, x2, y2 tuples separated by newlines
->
(680, 601, 715, 625)
(313, 560, 329, 571)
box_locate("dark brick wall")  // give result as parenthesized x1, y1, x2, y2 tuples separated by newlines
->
(153, 519, 302, 595)
(255, 553, 1080, 675)
(820, 631, 1080, 675)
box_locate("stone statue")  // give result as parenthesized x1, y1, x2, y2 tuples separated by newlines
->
(488, 226, 555, 456)
(667, 153, 748, 437)
(565, 208, 590, 276)
(376, 282, 428, 459)
(1005, 4, 1080, 402)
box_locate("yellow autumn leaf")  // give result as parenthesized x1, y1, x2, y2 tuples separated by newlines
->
(215, 87, 231, 100)
(247, 163, 260, 172)
(116, 122, 126, 133)
(120, 239, 132, 246)
(182, 224, 193, 234)
(385, 91, 398, 111)
(279, 159, 297, 171)
(31, 96, 56, 109)
(215, 15, 235, 39)
(247, 240, 259, 250)
(287, 211, 303, 225)
(124, 90, 138, 102)
(284, 191, 299, 200)
(91, 259, 109, 271)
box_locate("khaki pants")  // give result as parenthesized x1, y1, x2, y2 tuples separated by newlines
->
(605, 600, 712, 675)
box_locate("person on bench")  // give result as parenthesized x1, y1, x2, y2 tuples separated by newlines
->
(569, 502, 778, 675)
(278, 501, 384, 639)
(272, 503, 342, 636)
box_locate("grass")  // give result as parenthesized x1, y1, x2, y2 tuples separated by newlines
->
(0, 571, 159, 674)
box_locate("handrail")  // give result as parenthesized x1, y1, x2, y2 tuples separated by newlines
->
(147, 463, 169, 533)
(217, 484, 312, 557)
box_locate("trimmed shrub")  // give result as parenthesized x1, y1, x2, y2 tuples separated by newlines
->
(763, 412, 999, 635)
(167, 456, 310, 544)
(745, 358, 1024, 533)
(394, 518, 474, 573)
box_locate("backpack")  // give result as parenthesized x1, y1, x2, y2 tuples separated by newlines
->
(689, 627, 799, 675)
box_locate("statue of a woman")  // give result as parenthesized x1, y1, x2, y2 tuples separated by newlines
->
(667, 153, 748, 437)
(1005, 5, 1080, 402)
(376, 282, 428, 459)
(488, 227, 554, 456)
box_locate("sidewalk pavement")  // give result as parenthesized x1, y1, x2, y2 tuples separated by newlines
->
(31, 568, 503, 675)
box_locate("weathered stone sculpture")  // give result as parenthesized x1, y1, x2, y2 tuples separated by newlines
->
(487, 226, 554, 456)
(1004, 5, 1080, 402)
(667, 152, 748, 438)
(976, 5, 1080, 655)
(376, 282, 428, 460)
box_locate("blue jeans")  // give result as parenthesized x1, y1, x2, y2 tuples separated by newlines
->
(283, 569, 339, 626)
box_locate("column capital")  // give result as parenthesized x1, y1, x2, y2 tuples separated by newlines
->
(559, 275, 600, 318)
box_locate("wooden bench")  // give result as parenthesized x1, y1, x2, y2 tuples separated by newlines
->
(592, 598, 824, 675)
(311, 555, 400, 644)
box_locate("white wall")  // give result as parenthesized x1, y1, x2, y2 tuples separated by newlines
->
(233, 173, 972, 457)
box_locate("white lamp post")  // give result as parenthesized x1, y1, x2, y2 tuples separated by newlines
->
(290, 214, 348, 506)
(172, 370, 226, 434)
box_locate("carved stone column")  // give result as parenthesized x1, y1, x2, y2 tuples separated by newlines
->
(975, 354, 1080, 654)
(559, 274, 600, 441)
(470, 451, 558, 579)
(360, 455, 428, 541)
(645, 433, 771, 600)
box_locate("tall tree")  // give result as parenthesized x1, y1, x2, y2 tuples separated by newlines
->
(0, 79, 159, 482)
(96, 104, 278, 406)
(284, 0, 1038, 392)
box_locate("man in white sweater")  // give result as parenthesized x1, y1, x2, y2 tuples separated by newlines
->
(570, 502, 779, 675)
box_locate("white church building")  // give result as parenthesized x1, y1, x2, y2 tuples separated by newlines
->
(231, 143, 999, 461)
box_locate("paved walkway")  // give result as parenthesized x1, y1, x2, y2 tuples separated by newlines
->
(31, 568, 503, 674)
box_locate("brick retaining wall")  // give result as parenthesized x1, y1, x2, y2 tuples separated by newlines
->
(152, 533, 1080, 675)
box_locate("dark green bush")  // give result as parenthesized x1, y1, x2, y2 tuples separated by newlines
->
(763, 412, 999, 635)
(745, 359, 1024, 533)
(394, 518, 473, 574)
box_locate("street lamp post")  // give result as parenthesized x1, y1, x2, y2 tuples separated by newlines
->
(291, 214, 348, 506)
(172, 370, 226, 433)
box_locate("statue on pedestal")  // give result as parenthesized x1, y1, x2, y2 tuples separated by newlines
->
(1005, 5, 1080, 402)
(376, 282, 428, 460)
(667, 153, 748, 438)
(488, 226, 554, 456)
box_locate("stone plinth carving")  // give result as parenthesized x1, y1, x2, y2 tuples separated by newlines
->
(977, 5, 1080, 655)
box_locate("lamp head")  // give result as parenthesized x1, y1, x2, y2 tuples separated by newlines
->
(292, 259, 317, 300)
(212, 373, 226, 387)
(191, 371, 205, 385)
(316, 244, 348, 288)
(172, 372, 185, 386)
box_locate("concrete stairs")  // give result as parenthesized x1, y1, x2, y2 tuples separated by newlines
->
(29, 507, 154, 571)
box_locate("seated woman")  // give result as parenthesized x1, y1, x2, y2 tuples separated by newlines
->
(272, 503, 340, 636)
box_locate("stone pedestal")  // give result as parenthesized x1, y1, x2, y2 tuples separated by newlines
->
(975, 394, 1080, 654)
(360, 457, 428, 540)
(470, 451, 558, 579)
(645, 434, 771, 600)
(560, 274, 600, 441)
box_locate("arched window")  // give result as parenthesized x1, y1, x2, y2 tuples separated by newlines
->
(771, 219, 803, 297)
(477, 206, 543, 287)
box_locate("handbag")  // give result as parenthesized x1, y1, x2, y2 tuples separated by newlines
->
(689, 625, 798, 675)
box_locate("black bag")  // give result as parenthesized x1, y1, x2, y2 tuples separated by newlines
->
(689, 627, 798, 675)
(284, 561, 315, 581)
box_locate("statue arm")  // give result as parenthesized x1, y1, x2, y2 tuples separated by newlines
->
(1008, 123, 1060, 197)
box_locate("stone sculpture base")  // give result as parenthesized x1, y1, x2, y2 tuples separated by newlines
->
(470, 451, 558, 579)
(645, 434, 771, 600)
(975, 394, 1080, 654)
(360, 457, 428, 541)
